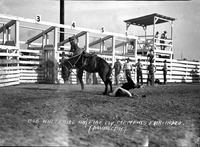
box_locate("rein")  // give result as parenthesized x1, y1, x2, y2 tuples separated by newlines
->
(61, 52, 83, 75)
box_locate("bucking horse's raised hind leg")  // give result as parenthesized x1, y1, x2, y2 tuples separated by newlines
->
(77, 69, 84, 90)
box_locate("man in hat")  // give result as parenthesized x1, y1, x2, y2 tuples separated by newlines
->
(147, 62, 156, 86)
(69, 36, 83, 56)
(160, 31, 167, 50)
(162, 60, 168, 84)
(123, 58, 133, 79)
(155, 31, 159, 43)
(147, 49, 154, 64)
(135, 59, 143, 85)
(113, 59, 122, 85)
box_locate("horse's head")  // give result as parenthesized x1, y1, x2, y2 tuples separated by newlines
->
(60, 59, 72, 83)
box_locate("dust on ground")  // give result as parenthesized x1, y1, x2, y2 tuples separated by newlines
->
(0, 83, 199, 146)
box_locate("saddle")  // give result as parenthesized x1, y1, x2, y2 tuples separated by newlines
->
(82, 52, 97, 68)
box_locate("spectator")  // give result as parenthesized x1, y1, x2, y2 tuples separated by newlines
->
(162, 60, 167, 84)
(147, 49, 154, 63)
(160, 31, 167, 50)
(123, 58, 133, 79)
(147, 62, 156, 86)
(155, 31, 159, 42)
(135, 59, 143, 85)
(113, 59, 122, 85)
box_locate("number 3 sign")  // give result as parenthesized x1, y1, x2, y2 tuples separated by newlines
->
(36, 15, 41, 22)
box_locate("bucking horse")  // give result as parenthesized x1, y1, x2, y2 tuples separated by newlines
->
(61, 36, 112, 95)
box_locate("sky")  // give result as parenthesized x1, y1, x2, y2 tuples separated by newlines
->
(0, 0, 200, 61)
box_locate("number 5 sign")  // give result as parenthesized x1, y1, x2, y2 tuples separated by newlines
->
(36, 15, 41, 22)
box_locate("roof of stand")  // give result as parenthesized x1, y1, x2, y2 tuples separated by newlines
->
(124, 13, 176, 27)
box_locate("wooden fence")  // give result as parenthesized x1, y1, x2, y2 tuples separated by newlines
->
(0, 14, 199, 87)
(0, 45, 20, 87)
(1, 44, 199, 87)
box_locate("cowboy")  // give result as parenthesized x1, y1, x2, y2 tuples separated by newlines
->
(155, 31, 159, 43)
(69, 37, 84, 56)
(68, 36, 95, 69)
(135, 59, 143, 85)
(147, 49, 154, 63)
(109, 74, 140, 97)
(147, 62, 156, 86)
(123, 58, 133, 79)
(113, 59, 122, 85)
(162, 60, 167, 84)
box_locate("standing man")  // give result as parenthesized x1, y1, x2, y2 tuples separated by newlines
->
(147, 62, 156, 86)
(147, 49, 154, 64)
(123, 58, 132, 79)
(162, 60, 167, 84)
(155, 31, 159, 43)
(135, 59, 143, 85)
(113, 59, 122, 85)
(160, 31, 167, 50)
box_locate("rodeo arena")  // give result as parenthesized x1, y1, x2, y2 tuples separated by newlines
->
(0, 13, 200, 146)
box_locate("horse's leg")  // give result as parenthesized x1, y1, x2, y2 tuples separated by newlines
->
(98, 72, 108, 95)
(77, 69, 84, 90)
(103, 81, 108, 95)
(107, 78, 113, 93)
(106, 67, 113, 93)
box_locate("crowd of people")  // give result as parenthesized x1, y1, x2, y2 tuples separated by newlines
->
(112, 56, 168, 87)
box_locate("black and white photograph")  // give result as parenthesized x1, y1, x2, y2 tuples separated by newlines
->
(0, 0, 199, 146)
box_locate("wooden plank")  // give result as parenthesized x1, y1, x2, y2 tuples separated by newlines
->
(58, 31, 87, 46)
(0, 53, 19, 57)
(20, 76, 44, 80)
(0, 59, 19, 64)
(107, 42, 126, 51)
(19, 55, 41, 60)
(19, 61, 40, 65)
(0, 70, 19, 75)
(20, 79, 44, 83)
(0, 74, 20, 79)
(19, 66, 41, 70)
(20, 73, 44, 77)
(26, 26, 55, 44)
(0, 77, 20, 83)
(0, 45, 18, 50)
(173, 59, 200, 65)
(0, 20, 16, 33)
(0, 81, 20, 87)
(89, 35, 112, 47)
(0, 66, 19, 70)
(20, 49, 42, 54)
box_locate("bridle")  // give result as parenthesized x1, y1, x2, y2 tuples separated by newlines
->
(61, 52, 83, 75)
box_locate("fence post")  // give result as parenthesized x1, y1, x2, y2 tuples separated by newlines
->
(3, 26, 6, 44)
(15, 20, 20, 84)
(112, 36, 115, 84)
(53, 27, 58, 84)
(185, 62, 188, 82)
(112, 36, 115, 67)
(134, 38, 138, 83)
(170, 54, 173, 82)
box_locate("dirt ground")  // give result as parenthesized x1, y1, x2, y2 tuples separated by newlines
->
(0, 83, 199, 147)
